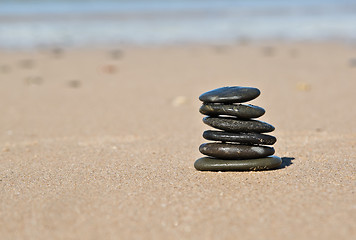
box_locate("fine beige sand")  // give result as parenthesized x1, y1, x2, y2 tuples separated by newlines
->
(0, 42, 355, 239)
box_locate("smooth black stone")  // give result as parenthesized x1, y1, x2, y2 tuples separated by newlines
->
(199, 143, 275, 159)
(199, 103, 265, 119)
(203, 117, 275, 133)
(199, 86, 260, 103)
(194, 156, 282, 171)
(203, 130, 276, 145)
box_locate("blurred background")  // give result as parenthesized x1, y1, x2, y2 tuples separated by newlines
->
(1, 0, 356, 49)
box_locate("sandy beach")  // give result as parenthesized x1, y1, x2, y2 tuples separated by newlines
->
(0, 42, 355, 239)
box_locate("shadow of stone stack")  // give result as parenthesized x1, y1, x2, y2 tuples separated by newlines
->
(194, 86, 282, 171)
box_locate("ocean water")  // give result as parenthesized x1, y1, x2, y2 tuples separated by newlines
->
(0, 0, 356, 48)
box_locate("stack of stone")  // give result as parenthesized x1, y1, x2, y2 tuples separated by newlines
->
(194, 86, 282, 171)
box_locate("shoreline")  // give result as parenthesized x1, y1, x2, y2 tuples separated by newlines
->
(1, 0, 356, 49)
(1, 38, 356, 52)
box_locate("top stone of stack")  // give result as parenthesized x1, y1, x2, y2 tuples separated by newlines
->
(199, 86, 260, 103)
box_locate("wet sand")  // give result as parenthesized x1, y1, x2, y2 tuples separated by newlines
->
(0, 42, 355, 239)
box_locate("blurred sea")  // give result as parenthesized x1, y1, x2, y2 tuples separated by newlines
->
(1, 0, 356, 49)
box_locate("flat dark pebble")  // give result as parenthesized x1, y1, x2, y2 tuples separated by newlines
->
(199, 103, 265, 119)
(203, 130, 276, 145)
(199, 86, 260, 103)
(199, 143, 274, 159)
(203, 117, 275, 133)
(194, 155, 282, 171)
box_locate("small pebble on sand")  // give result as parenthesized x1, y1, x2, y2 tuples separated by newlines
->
(236, 37, 250, 46)
(24, 76, 43, 85)
(212, 45, 228, 53)
(296, 82, 311, 91)
(68, 79, 81, 88)
(110, 49, 124, 59)
(102, 64, 118, 74)
(2, 147, 10, 152)
(0, 65, 10, 73)
(51, 47, 64, 58)
(349, 58, 356, 67)
(262, 46, 275, 56)
(19, 59, 35, 69)
(289, 48, 299, 58)
(172, 96, 188, 107)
